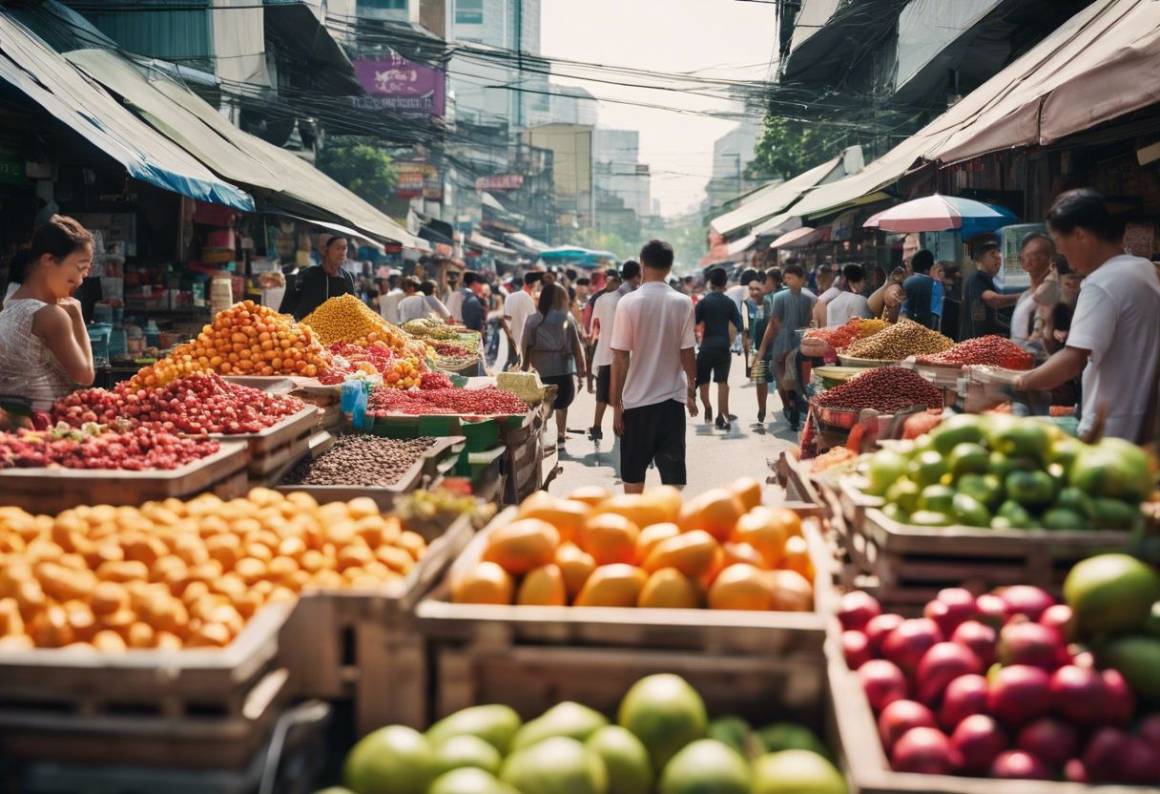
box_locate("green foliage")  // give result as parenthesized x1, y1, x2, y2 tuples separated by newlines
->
(576, 228, 633, 260)
(749, 116, 852, 181)
(316, 137, 397, 209)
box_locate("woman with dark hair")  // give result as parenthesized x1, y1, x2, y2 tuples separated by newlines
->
(0, 215, 96, 409)
(521, 283, 586, 448)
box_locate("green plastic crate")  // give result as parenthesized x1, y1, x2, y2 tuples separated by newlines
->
(461, 418, 501, 452)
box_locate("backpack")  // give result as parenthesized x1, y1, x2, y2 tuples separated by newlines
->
(526, 313, 572, 374)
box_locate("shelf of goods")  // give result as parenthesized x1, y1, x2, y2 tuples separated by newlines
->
(274, 435, 466, 510)
(0, 439, 249, 514)
(0, 487, 474, 776)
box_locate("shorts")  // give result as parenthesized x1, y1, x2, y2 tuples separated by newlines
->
(695, 347, 731, 385)
(621, 400, 686, 485)
(596, 365, 611, 404)
(540, 374, 576, 411)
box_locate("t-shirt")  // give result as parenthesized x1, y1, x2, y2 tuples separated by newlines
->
(590, 290, 623, 368)
(902, 273, 936, 326)
(1067, 254, 1160, 441)
(725, 284, 747, 315)
(745, 298, 768, 353)
(446, 288, 464, 322)
(964, 270, 1007, 338)
(503, 290, 536, 351)
(460, 291, 485, 332)
(611, 282, 696, 410)
(826, 291, 873, 326)
(398, 294, 427, 324)
(379, 288, 405, 324)
(278, 266, 355, 320)
(769, 288, 816, 359)
(1010, 289, 1036, 344)
(694, 291, 743, 352)
(522, 310, 582, 377)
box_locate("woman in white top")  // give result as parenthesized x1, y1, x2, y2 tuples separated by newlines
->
(399, 279, 452, 324)
(0, 215, 96, 411)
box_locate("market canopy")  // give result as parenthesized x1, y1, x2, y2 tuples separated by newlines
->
(0, 14, 253, 211)
(769, 227, 822, 249)
(865, 194, 1019, 237)
(709, 151, 853, 237)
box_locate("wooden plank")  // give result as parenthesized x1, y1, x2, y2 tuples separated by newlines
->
(415, 508, 829, 656)
(207, 406, 320, 457)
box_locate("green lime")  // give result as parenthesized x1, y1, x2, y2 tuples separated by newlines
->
(910, 510, 951, 527)
(949, 443, 990, 477)
(885, 479, 921, 514)
(908, 450, 949, 488)
(952, 493, 991, 527)
(920, 484, 956, 514)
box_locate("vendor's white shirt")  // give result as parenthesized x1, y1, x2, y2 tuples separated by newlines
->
(379, 288, 404, 324)
(503, 290, 535, 352)
(1010, 290, 1036, 344)
(725, 284, 747, 314)
(611, 282, 696, 410)
(446, 289, 464, 322)
(1067, 254, 1160, 441)
(826, 291, 873, 326)
(398, 294, 426, 323)
(590, 290, 623, 368)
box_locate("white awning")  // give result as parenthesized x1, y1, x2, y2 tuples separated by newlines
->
(710, 154, 844, 237)
(726, 234, 756, 257)
(753, 211, 803, 238)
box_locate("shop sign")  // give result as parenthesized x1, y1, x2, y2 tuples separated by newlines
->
(474, 174, 524, 191)
(396, 162, 432, 198)
(354, 52, 445, 119)
(0, 155, 26, 185)
(423, 167, 443, 201)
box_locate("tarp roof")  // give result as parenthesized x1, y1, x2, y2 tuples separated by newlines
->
(709, 154, 843, 237)
(65, 48, 415, 246)
(0, 14, 253, 210)
(788, 0, 1159, 221)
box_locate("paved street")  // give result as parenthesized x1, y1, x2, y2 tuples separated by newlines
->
(493, 335, 800, 496)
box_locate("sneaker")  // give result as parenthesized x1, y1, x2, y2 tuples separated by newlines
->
(757, 410, 766, 424)
(727, 414, 738, 421)
(715, 415, 729, 430)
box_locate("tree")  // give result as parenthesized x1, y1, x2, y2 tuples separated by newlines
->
(315, 137, 397, 210)
(749, 115, 853, 181)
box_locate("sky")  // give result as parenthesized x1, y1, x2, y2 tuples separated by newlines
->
(540, 0, 777, 217)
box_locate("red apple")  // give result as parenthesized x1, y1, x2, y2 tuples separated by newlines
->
(1016, 717, 1078, 767)
(990, 750, 1052, 780)
(997, 618, 1065, 670)
(1049, 665, 1107, 725)
(987, 665, 1052, 726)
(950, 620, 997, 668)
(924, 587, 976, 636)
(882, 618, 943, 675)
(1083, 727, 1134, 783)
(878, 699, 936, 752)
(891, 727, 960, 774)
(865, 613, 905, 655)
(1038, 603, 1073, 637)
(1101, 668, 1135, 725)
(938, 674, 989, 730)
(997, 585, 1054, 622)
(842, 630, 872, 670)
(974, 593, 1009, 628)
(838, 590, 881, 631)
(950, 714, 1007, 773)
(915, 642, 982, 705)
(859, 659, 909, 711)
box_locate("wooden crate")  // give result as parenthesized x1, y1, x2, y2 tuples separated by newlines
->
(502, 425, 544, 505)
(430, 642, 834, 761)
(0, 441, 249, 513)
(279, 515, 474, 735)
(415, 507, 833, 657)
(828, 643, 1140, 794)
(208, 406, 320, 482)
(848, 502, 1131, 608)
(0, 605, 293, 770)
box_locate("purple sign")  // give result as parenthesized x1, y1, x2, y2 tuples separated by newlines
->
(354, 52, 445, 118)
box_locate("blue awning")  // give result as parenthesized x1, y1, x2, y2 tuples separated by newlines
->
(0, 13, 253, 211)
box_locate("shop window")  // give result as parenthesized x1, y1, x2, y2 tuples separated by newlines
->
(456, 0, 483, 24)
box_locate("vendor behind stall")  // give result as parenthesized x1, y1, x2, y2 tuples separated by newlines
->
(1014, 189, 1160, 442)
(0, 215, 96, 412)
(279, 233, 355, 320)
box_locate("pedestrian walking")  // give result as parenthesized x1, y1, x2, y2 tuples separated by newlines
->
(743, 279, 773, 424)
(521, 283, 586, 450)
(588, 261, 641, 441)
(695, 266, 743, 429)
(611, 240, 697, 493)
(755, 262, 815, 431)
(500, 271, 540, 371)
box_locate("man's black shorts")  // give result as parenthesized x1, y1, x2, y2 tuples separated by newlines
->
(621, 399, 686, 485)
(596, 365, 611, 404)
(695, 347, 731, 385)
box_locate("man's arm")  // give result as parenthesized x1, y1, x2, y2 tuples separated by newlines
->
(756, 316, 780, 359)
(983, 289, 1023, 309)
(680, 346, 697, 415)
(611, 348, 630, 436)
(1015, 346, 1088, 392)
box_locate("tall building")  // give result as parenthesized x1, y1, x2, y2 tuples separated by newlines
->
(523, 123, 594, 230)
(593, 129, 650, 218)
(447, 0, 544, 126)
(704, 117, 763, 212)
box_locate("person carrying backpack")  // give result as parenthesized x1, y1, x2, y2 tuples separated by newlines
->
(522, 282, 587, 449)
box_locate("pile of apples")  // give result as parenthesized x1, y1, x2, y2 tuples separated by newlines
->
(838, 586, 1160, 784)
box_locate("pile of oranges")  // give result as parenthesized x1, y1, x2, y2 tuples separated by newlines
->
(0, 489, 427, 652)
(451, 478, 815, 612)
(129, 301, 330, 388)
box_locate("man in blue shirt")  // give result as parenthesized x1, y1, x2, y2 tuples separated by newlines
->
(901, 249, 939, 329)
(695, 266, 743, 429)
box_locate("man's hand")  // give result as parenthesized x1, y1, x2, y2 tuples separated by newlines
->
(613, 405, 624, 437)
(687, 389, 699, 417)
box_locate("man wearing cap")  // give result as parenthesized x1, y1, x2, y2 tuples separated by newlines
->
(279, 233, 356, 320)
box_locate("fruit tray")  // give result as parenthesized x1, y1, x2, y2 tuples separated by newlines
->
(279, 514, 474, 734)
(0, 603, 293, 770)
(207, 405, 321, 480)
(827, 640, 1142, 794)
(274, 435, 466, 510)
(0, 440, 249, 513)
(838, 355, 903, 369)
(414, 508, 833, 658)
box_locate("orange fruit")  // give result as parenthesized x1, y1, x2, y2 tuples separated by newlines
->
(517, 493, 591, 542)
(595, 494, 675, 530)
(517, 564, 567, 606)
(677, 488, 745, 541)
(730, 508, 788, 568)
(574, 564, 647, 607)
(452, 561, 515, 605)
(636, 522, 680, 563)
(642, 530, 722, 581)
(730, 477, 764, 511)
(642, 486, 683, 523)
(637, 567, 701, 609)
(781, 535, 814, 581)
(770, 507, 803, 538)
(767, 569, 814, 612)
(568, 486, 612, 508)
(722, 541, 768, 570)
(578, 513, 640, 566)
(554, 543, 596, 599)
(707, 564, 775, 611)
(482, 518, 560, 574)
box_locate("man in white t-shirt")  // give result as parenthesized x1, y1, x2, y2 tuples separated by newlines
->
(610, 240, 697, 492)
(501, 271, 540, 370)
(826, 264, 874, 326)
(1010, 232, 1054, 345)
(378, 275, 405, 324)
(1015, 189, 1160, 442)
(811, 264, 841, 327)
(725, 268, 757, 353)
(588, 261, 641, 441)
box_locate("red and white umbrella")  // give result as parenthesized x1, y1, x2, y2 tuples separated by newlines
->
(863, 194, 1018, 236)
